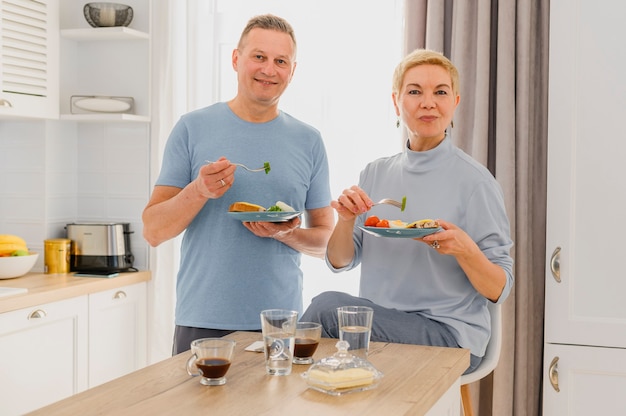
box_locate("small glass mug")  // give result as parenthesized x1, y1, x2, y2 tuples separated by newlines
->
(293, 322, 322, 365)
(186, 338, 236, 386)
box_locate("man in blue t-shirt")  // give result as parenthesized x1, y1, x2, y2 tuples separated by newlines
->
(143, 14, 334, 354)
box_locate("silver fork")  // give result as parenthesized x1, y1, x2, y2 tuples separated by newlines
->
(374, 198, 406, 211)
(205, 160, 270, 173)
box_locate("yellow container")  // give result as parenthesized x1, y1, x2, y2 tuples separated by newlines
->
(44, 239, 71, 274)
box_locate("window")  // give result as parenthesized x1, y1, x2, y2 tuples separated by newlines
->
(193, 0, 405, 303)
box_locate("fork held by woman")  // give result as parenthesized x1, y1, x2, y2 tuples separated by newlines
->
(374, 197, 406, 211)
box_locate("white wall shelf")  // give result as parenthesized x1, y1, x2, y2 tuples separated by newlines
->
(59, 12, 151, 121)
(61, 27, 149, 41)
(60, 113, 151, 123)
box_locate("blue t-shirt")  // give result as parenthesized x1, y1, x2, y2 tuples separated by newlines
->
(327, 136, 514, 357)
(156, 102, 331, 330)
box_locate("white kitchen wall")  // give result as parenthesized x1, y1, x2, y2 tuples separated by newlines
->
(0, 120, 149, 272)
(0, 0, 152, 273)
(75, 123, 150, 271)
(0, 121, 74, 270)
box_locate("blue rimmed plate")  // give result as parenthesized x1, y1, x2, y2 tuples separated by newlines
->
(228, 211, 302, 222)
(358, 226, 442, 239)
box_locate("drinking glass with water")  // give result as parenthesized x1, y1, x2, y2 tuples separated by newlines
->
(337, 306, 373, 359)
(260, 309, 298, 375)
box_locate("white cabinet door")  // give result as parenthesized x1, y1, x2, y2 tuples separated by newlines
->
(88, 282, 147, 387)
(0, 0, 59, 119)
(543, 344, 626, 416)
(544, 0, 626, 413)
(544, 0, 626, 349)
(0, 296, 88, 416)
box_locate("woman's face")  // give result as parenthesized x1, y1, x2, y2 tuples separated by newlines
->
(393, 64, 460, 149)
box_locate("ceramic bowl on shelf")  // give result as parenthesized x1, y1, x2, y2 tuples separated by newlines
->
(0, 253, 39, 279)
(83, 3, 133, 28)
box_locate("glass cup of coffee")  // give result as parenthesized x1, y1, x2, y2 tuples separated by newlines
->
(293, 322, 322, 365)
(186, 338, 236, 386)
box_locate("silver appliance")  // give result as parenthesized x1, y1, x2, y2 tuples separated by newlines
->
(66, 223, 135, 273)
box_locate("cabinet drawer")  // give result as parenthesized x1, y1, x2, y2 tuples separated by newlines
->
(543, 343, 626, 415)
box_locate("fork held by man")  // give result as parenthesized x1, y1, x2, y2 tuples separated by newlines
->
(206, 160, 271, 174)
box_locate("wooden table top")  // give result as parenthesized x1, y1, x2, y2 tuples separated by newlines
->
(28, 331, 469, 416)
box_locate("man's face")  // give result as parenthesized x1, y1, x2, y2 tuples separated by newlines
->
(233, 28, 296, 107)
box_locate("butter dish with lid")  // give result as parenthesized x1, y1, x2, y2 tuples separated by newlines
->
(301, 340, 383, 395)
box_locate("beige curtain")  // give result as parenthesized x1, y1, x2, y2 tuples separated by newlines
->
(404, 1, 549, 415)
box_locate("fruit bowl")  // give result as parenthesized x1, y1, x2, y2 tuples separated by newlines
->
(0, 253, 39, 279)
(83, 3, 133, 28)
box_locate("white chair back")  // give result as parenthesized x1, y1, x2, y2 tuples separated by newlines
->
(461, 302, 502, 385)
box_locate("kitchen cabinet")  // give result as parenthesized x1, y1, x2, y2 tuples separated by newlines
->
(59, 0, 151, 122)
(0, 273, 150, 416)
(0, 0, 59, 119)
(543, 344, 626, 415)
(88, 281, 147, 387)
(0, 296, 89, 416)
(543, 0, 626, 413)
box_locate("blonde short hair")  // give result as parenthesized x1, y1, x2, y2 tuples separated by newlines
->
(392, 49, 459, 97)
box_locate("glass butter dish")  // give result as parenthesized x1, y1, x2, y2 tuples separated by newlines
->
(301, 340, 383, 395)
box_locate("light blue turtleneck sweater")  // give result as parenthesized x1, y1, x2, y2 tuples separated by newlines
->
(327, 136, 514, 357)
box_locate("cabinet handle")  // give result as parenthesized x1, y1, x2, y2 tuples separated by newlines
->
(550, 246, 561, 283)
(0, 98, 12, 108)
(113, 291, 127, 300)
(28, 309, 47, 319)
(548, 356, 560, 392)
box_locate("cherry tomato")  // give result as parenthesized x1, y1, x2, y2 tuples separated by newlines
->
(376, 219, 390, 228)
(364, 216, 380, 226)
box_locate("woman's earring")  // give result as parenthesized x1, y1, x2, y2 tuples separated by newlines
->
(396, 119, 400, 128)
(451, 120, 454, 128)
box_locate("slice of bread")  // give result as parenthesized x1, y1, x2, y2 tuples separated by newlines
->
(229, 202, 266, 212)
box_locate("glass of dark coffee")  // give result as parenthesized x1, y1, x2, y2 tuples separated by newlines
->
(186, 338, 236, 385)
(293, 322, 322, 365)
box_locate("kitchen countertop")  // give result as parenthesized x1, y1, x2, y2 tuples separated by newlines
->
(0, 271, 151, 314)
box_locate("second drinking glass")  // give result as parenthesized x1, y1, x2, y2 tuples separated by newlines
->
(337, 306, 373, 359)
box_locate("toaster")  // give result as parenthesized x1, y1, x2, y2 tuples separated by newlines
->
(66, 222, 135, 273)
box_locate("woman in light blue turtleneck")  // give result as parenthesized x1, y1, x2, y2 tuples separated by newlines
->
(301, 49, 514, 374)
